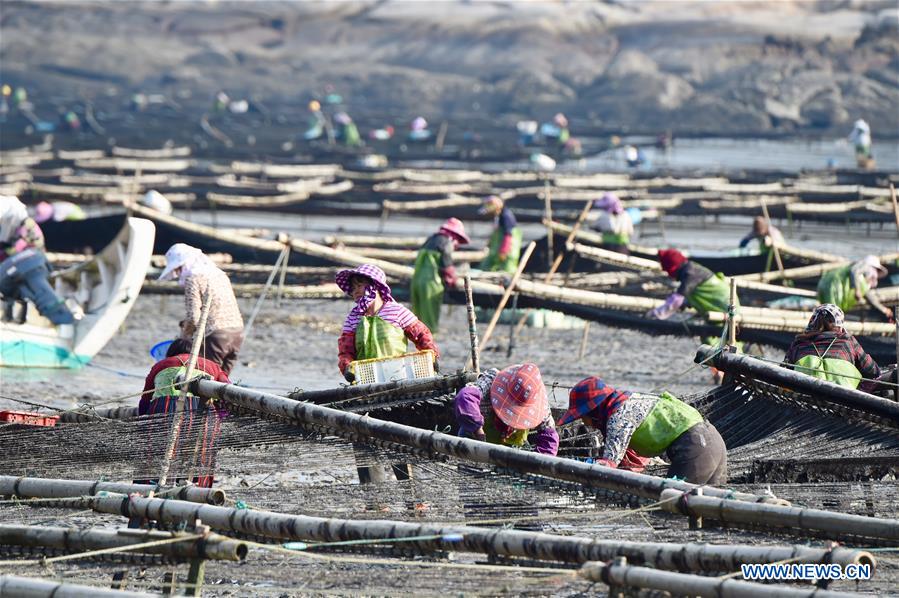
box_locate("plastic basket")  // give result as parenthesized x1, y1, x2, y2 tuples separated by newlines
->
(150, 339, 175, 362)
(0, 410, 59, 427)
(348, 350, 436, 385)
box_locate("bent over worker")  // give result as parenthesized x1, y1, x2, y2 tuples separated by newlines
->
(336, 264, 439, 383)
(648, 248, 737, 319)
(479, 195, 522, 274)
(411, 218, 470, 332)
(454, 363, 559, 455)
(817, 256, 891, 321)
(559, 376, 727, 485)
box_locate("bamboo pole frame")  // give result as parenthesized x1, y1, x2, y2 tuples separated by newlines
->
(0, 576, 153, 598)
(0, 476, 224, 505)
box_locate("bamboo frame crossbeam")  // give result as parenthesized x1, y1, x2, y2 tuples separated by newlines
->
(705, 311, 895, 336)
(84, 494, 873, 572)
(0, 576, 153, 597)
(287, 373, 475, 403)
(324, 235, 428, 248)
(570, 242, 661, 272)
(143, 281, 345, 299)
(0, 475, 224, 505)
(381, 196, 482, 212)
(72, 158, 193, 172)
(0, 524, 246, 562)
(112, 145, 192, 159)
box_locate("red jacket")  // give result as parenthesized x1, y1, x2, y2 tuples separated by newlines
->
(141, 354, 230, 414)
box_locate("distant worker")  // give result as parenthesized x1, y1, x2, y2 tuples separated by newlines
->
(369, 125, 394, 141)
(335, 264, 439, 383)
(304, 100, 327, 141)
(61, 110, 81, 132)
(739, 216, 784, 254)
(158, 244, 244, 375)
(591, 192, 634, 255)
(0, 195, 74, 325)
(516, 120, 538, 146)
(33, 201, 86, 223)
(648, 249, 737, 319)
(559, 376, 727, 484)
(140, 190, 173, 215)
(848, 118, 873, 169)
(411, 217, 470, 332)
(333, 112, 361, 147)
(539, 113, 570, 149)
(783, 304, 880, 390)
(455, 364, 559, 455)
(625, 145, 646, 168)
(409, 116, 431, 141)
(479, 195, 522, 274)
(817, 255, 891, 321)
(213, 91, 230, 113)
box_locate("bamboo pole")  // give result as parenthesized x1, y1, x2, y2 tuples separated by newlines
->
(578, 559, 854, 598)
(544, 180, 554, 269)
(660, 488, 899, 543)
(475, 242, 536, 356)
(705, 311, 895, 336)
(0, 476, 224, 505)
(571, 242, 661, 271)
(895, 305, 898, 404)
(0, 576, 153, 598)
(242, 246, 290, 343)
(728, 277, 737, 347)
(759, 197, 786, 278)
(287, 373, 474, 403)
(578, 322, 590, 361)
(694, 345, 899, 425)
(0, 524, 246, 562)
(58, 405, 139, 423)
(890, 183, 899, 237)
(192, 379, 779, 505)
(435, 121, 448, 151)
(85, 495, 873, 572)
(463, 274, 480, 373)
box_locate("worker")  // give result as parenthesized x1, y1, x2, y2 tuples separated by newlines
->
(137, 352, 230, 488)
(409, 116, 431, 141)
(625, 145, 646, 168)
(334, 112, 361, 147)
(648, 249, 736, 320)
(33, 201, 86, 223)
(158, 244, 244, 375)
(559, 376, 727, 484)
(410, 217, 470, 332)
(336, 264, 439, 383)
(479, 195, 522, 274)
(783, 304, 880, 390)
(0, 195, 73, 325)
(455, 363, 558, 455)
(816, 255, 891, 321)
(516, 120, 538, 146)
(304, 100, 326, 141)
(369, 125, 394, 141)
(848, 118, 873, 169)
(739, 215, 784, 254)
(591, 192, 634, 254)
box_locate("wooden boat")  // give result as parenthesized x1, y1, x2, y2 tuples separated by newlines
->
(0, 217, 155, 368)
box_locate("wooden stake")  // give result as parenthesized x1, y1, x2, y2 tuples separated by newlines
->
(895, 305, 898, 404)
(435, 121, 448, 151)
(475, 242, 536, 359)
(463, 275, 480, 374)
(544, 180, 554, 270)
(759, 198, 786, 279)
(728, 277, 737, 347)
(275, 245, 291, 307)
(890, 184, 899, 238)
(578, 322, 591, 361)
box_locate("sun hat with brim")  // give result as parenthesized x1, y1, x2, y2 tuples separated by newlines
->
(158, 243, 203, 281)
(335, 264, 393, 300)
(558, 376, 622, 426)
(490, 363, 548, 430)
(438, 217, 470, 245)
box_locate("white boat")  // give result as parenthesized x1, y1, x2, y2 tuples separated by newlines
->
(0, 217, 155, 368)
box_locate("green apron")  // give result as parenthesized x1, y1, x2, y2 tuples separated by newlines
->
(628, 392, 703, 456)
(411, 248, 445, 332)
(483, 410, 529, 447)
(688, 272, 736, 315)
(153, 366, 214, 399)
(817, 265, 868, 313)
(794, 337, 861, 389)
(343, 123, 361, 147)
(602, 231, 630, 246)
(480, 227, 522, 275)
(354, 316, 408, 361)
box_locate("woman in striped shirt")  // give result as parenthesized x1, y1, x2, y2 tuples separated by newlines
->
(336, 264, 439, 383)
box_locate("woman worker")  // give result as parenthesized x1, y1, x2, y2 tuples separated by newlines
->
(817, 256, 892, 321)
(478, 195, 522, 274)
(411, 217, 470, 332)
(647, 248, 736, 320)
(454, 363, 558, 455)
(158, 244, 244, 375)
(783, 303, 882, 390)
(591, 192, 634, 255)
(337, 264, 439, 383)
(558, 376, 727, 485)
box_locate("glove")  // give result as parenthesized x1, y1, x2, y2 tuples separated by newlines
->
(343, 370, 355, 384)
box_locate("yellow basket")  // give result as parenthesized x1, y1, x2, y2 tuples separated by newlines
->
(348, 350, 436, 385)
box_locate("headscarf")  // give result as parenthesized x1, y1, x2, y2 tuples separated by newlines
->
(752, 216, 769, 236)
(558, 376, 630, 433)
(0, 195, 28, 244)
(594, 192, 623, 215)
(805, 303, 845, 333)
(335, 265, 398, 330)
(479, 195, 503, 216)
(658, 249, 687, 278)
(853, 255, 887, 289)
(158, 243, 216, 286)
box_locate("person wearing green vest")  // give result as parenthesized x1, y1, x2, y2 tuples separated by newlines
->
(334, 112, 361, 147)
(647, 248, 737, 320)
(591, 192, 634, 255)
(478, 195, 522, 275)
(411, 218, 470, 332)
(816, 256, 892, 321)
(454, 363, 559, 455)
(783, 303, 882, 390)
(559, 376, 727, 484)
(337, 264, 439, 383)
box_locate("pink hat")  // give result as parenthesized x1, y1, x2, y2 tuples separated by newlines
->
(335, 264, 393, 301)
(438, 217, 470, 245)
(490, 363, 549, 430)
(479, 195, 503, 215)
(34, 201, 53, 223)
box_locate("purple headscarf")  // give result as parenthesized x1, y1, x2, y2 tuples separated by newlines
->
(594, 192, 623, 215)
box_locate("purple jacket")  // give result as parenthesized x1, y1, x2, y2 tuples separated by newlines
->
(454, 386, 559, 455)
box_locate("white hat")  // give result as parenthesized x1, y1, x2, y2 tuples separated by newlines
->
(158, 243, 202, 281)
